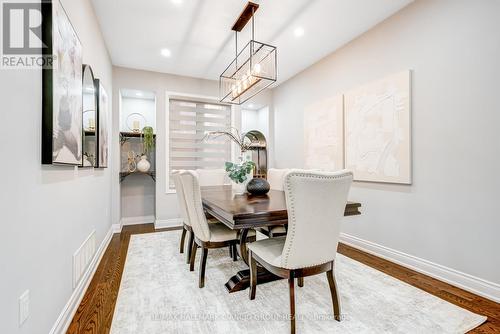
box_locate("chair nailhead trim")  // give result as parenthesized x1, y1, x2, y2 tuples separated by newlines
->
(281, 171, 353, 269)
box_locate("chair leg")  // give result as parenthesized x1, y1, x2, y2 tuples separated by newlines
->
(189, 241, 198, 272)
(232, 244, 238, 261)
(326, 268, 341, 321)
(249, 251, 257, 300)
(186, 231, 194, 264)
(229, 245, 233, 259)
(289, 277, 296, 334)
(199, 247, 208, 288)
(298, 277, 304, 287)
(179, 228, 187, 254)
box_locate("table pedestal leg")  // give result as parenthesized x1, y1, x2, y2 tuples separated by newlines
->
(225, 267, 282, 293)
(226, 228, 282, 293)
(237, 228, 249, 264)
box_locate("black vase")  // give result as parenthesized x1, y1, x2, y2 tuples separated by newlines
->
(246, 178, 270, 195)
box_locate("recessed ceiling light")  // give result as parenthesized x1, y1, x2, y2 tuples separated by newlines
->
(248, 103, 254, 108)
(171, 0, 183, 5)
(161, 48, 171, 57)
(294, 27, 305, 38)
(135, 92, 143, 97)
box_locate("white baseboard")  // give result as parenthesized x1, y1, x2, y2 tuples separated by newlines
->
(49, 226, 114, 334)
(112, 223, 122, 234)
(340, 233, 500, 303)
(155, 218, 183, 230)
(120, 215, 155, 226)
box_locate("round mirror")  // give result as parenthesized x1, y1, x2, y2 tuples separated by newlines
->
(82, 64, 97, 167)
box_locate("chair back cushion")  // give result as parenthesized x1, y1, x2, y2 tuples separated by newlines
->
(171, 170, 190, 226)
(281, 169, 352, 269)
(179, 170, 211, 242)
(195, 169, 229, 186)
(267, 168, 289, 191)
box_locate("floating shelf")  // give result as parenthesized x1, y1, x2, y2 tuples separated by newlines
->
(120, 131, 156, 145)
(120, 171, 156, 183)
(120, 131, 156, 138)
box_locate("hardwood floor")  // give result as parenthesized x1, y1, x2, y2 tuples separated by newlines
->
(67, 224, 500, 333)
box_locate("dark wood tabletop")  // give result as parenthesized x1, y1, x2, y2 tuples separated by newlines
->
(201, 185, 361, 230)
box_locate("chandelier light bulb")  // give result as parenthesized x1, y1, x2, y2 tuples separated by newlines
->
(253, 63, 261, 74)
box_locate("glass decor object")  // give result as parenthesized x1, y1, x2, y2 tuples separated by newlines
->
(219, 2, 277, 105)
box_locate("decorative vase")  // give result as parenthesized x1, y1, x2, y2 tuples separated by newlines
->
(83, 154, 92, 167)
(246, 178, 270, 195)
(232, 176, 252, 195)
(137, 155, 151, 172)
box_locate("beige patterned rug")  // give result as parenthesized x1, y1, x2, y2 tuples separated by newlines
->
(110, 231, 486, 333)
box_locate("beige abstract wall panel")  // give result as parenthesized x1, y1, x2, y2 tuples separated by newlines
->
(304, 95, 344, 171)
(345, 70, 411, 184)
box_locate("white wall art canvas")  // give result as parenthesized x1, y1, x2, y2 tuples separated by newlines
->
(42, 0, 83, 165)
(304, 95, 344, 171)
(345, 70, 411, 184)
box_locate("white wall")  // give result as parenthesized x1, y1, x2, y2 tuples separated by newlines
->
(119, 96, 156, 220)
(120, 174, 155, 220)
(0, 0, 113, 333)
(120, 97, 156, 132)
(257, 107, 270, 141)
(112, 66, 273, 225)
(241, 109, 259, 134)
(241, 107, 270, 139)
(272, 0, 500, 298)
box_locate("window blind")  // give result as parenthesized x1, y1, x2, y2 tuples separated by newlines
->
(169, 99, 231, 187)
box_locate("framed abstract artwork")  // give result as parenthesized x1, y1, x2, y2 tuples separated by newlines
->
(82, 65, 97, 167)
(344, 70, 412, 184)
(304, 95, 344, 171)
(42, 0, 83, 165)
(95, 79, 109, 168)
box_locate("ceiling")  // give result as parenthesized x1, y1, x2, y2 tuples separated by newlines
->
(92, 0, 413, 85)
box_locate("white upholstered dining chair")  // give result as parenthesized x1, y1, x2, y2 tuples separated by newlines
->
(267, 168, 289, 191)
(179, 170, 254, 288)
(248, 169, 353, 334)
(171, 170, 195, 264)
(195, 168, 241, 258)
(173, 168, 234, 264)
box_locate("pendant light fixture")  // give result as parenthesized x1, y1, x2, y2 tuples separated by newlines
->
(219, 2, 277, 105)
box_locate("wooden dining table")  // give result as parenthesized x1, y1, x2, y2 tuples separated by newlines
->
(201, 185, 362, 293)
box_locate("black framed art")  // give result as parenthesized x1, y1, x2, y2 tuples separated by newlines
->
(42, 0, 83, 165)
(82, 64, 97, 167)
(95, 79, 109, 168)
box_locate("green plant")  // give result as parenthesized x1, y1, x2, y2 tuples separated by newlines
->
(141, 126, 154, 156)
(225, 160, 255, 184)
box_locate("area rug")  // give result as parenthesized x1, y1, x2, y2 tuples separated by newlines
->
(110, 231, 486, 334)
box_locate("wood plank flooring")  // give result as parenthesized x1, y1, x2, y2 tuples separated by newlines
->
(67, 224, 500, 333)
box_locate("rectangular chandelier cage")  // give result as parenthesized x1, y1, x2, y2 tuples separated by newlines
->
(220, 40, 277, 105)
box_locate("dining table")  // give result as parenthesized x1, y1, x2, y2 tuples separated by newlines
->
(200, 185, 362, 293)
